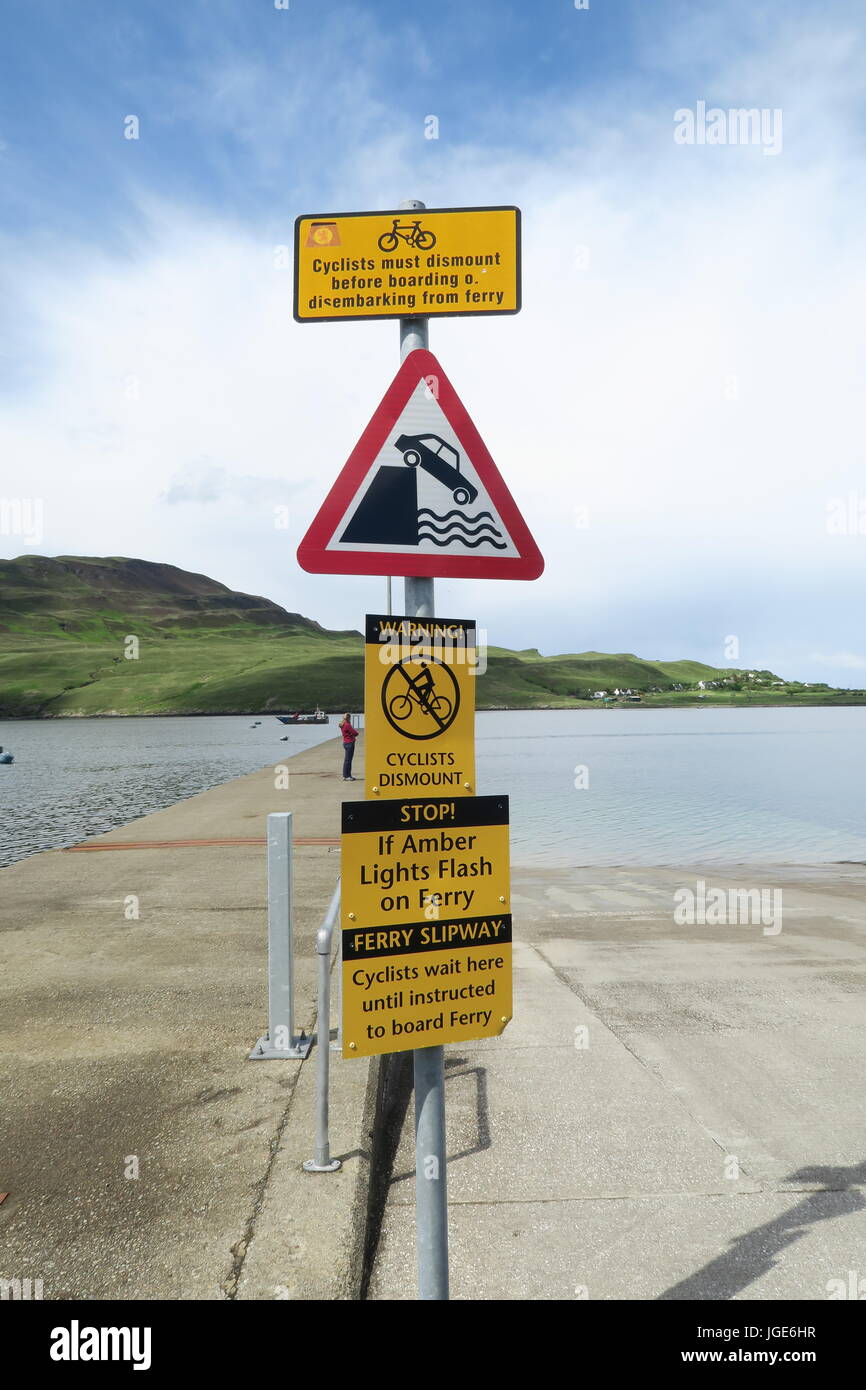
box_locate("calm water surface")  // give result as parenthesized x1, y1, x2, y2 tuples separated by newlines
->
(1, 708, 864, 869)
(0, 716, 334, 867)
(475, 708, 866, 867)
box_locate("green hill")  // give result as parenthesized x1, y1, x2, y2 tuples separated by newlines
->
(0, 554, 856, 716)
(0, 555, 362, 716)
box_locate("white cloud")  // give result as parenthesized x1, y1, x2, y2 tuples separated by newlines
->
(809, 652, 866, 670)
(162, 461, 302, 506)
(2, 5, 866, 689)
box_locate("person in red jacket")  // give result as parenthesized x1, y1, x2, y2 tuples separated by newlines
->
(339, 714, 358, 781)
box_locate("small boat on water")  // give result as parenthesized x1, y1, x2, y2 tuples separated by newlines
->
(0, 747, 13, 764)
(276, 708, 329, 725)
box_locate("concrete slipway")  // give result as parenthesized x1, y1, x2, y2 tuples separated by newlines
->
(0, 738, 371, 1300)
(3, 735, 866, 1301)
(370, 864, 866, 1300)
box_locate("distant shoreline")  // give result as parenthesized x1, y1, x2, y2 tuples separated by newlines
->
(3, 700, 866, 721)
(5, 556, 863, 720)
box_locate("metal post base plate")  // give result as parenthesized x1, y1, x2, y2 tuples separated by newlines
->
(303, 1157, 342, 1173)
(249, 1033, 312, 1060)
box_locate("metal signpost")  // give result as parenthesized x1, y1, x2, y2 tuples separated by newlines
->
(295, 196, 540, 1302)
(397, 229, 450, 1298)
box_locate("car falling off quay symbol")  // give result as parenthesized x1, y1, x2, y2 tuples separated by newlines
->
(396, 433, 478, 507)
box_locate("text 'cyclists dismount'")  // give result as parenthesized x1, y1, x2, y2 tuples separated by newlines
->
(294, 205, 520, 322)
(364, 613, 477, 800)
(340, 796, 512, 1058)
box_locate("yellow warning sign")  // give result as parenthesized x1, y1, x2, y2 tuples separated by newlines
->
(364, 614, 476, 800)
(294, 205, 520, 322)
(341, 795, 511, 1058)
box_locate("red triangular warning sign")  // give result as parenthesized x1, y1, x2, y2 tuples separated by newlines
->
(297, 349, 544, 580)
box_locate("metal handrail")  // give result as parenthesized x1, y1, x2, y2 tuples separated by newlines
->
(303, 879, 342, 1173)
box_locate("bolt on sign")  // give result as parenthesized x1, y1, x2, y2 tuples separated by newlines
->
(364, 613, 476, 801)
(341, 796, 512, 1058)
(294, 206, 520, 322)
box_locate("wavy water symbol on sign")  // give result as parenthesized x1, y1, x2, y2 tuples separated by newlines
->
(416, 507, 507, 550)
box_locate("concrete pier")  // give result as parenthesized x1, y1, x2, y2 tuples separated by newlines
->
(0, 737, 369, 1300)
(5, 742, 866, 1301)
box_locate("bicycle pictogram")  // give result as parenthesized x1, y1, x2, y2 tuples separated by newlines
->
(377, 218, 437, 253)
(381, 655, 459, 740)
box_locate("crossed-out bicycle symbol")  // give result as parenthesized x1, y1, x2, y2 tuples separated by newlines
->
(381, 656, 459, 740)
(377, 218, 437, 253)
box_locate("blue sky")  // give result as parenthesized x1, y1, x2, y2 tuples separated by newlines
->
(2, 0, 866, 682)
(2, 0, 651, 242)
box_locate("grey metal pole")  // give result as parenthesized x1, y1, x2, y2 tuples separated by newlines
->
(399, 198, 449, 1301)
(249, 811, 312, 1059)
(304, 879, 342, 1173)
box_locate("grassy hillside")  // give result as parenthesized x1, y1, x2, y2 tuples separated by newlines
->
(0, 556, 362, 716)
(0, 555, 861, 715)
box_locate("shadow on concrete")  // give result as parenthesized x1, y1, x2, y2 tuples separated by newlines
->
(359, 1054, 493, 1298)
(443, 1061, 491, 1166)
(388, 1057, 491, 1184)
(658, 1161, 866, 1300)
(359, 1051, 413, 1300)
